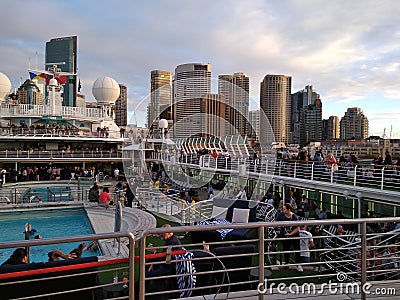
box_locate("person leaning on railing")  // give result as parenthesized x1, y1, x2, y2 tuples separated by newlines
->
(276, 203, 302, 271)
(146, 224, 183, 293)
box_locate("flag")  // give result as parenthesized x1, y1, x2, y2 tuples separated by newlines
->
(29, 72, 47, 82)
(54, 74, 67, 84)
(29, 71, 67, 85)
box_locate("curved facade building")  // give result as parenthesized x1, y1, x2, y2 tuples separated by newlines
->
(340, 107, 369, 140)
(173, 63, 211, 138)
(18, 79, 44, 105)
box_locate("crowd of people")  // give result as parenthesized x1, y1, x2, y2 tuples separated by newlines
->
(88, 177, 136, 209)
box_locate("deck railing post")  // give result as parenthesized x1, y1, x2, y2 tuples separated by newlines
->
(139, 236, 147, 300)
(354, 165, 358, 186)
(258, 225, 265, 300)
(128, 233, 136, 300)
(361, 221, 367, 300)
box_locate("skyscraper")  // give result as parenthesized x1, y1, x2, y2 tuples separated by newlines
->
(291, 85, 322, 146)
(149, 70, 172, 128)
(202, 93, 228, 137)
(218, 72, 249, 136)
(323, 116, 339, 140)
(248, 109, 260, 140)
(45, 36, 77, 107)
(115, 84, 127, 127)
(173, 63, 211, 138)
(260, 74, 292, 145)
(340, 107, 369, 140)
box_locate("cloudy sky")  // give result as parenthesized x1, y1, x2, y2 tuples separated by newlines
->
(1, 0, 399, 137)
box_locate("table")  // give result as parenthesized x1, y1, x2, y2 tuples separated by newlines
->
(103, 283, 128, 298)
(250, 266, 272, 278)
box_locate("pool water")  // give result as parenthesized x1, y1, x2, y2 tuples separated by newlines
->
(0, 207, 99, 263)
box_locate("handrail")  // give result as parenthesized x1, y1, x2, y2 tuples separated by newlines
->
(1, 218, 399, 299)
(0, 231, 136, 300)
(0, 149, 124, 159)
(138, 217, 400, 300)
(144, 151, 400, 194)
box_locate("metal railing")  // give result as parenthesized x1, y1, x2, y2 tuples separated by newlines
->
(0, 232, 136, 300)
(0, 186, 86, 204)
(0, 103, 105, 120)
(1, 218, 399, 299)
(138, 217, 400, 299)
(0, 149, 123, 159)
(148, 152, 400, 192)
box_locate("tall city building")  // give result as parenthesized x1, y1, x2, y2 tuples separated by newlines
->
(45, 36, 77, 107)
(323, 116, 340, 140)
(340, 107, 369, 140)
(149, 70, 172, 128)
(248, 109, 260, 140)
(202, 93, 228, 137)
(115, 84, 127, 127)
(291, 85, 322, 146)
(260, 74, 292, 145)
(173, 63, 211, 138)
(300, 98, 322, 145)
(218, 72, 249, 136)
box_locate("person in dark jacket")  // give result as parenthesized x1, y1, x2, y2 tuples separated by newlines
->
(1, 248, 28, 266)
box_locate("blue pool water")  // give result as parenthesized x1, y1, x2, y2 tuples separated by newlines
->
(0, 207, 99, 264)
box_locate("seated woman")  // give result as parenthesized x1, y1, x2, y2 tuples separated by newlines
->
(1, 248, 28, 266)
(99, 186, 111, 208)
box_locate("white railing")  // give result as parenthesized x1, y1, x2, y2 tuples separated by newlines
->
(0, 103, 105, 120)
(146, 151, 400, 192)
(0, 149, 123, 159)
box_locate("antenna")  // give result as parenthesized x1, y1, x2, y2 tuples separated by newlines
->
(29, 62, 76, 80)
(45, 62, 66, 76)
(390, 125, 393, 139)
(382, 128, 388, 139)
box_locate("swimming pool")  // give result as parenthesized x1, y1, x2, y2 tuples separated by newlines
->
(0, 207, 99, 263)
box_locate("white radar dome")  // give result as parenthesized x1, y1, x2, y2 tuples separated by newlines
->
(92, 76, 120, 105)
(49, 78, 58, 86)
(0, 72, 12, 101)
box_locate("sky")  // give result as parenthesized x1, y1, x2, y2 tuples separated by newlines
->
(0, 0, 399, 138)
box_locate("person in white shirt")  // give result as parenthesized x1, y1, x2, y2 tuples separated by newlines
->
(298, 225, 314, 271)
(114, 167, 120, 181)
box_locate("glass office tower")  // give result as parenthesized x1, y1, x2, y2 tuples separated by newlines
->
(45, 36, 77, 107)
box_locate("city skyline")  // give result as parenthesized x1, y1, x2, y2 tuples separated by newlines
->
(0, 0, 399, 137)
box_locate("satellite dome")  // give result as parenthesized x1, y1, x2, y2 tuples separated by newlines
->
(92, 76, 120, 105)
(0, 72, 12, 101)
(49, 78, 58, 86)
